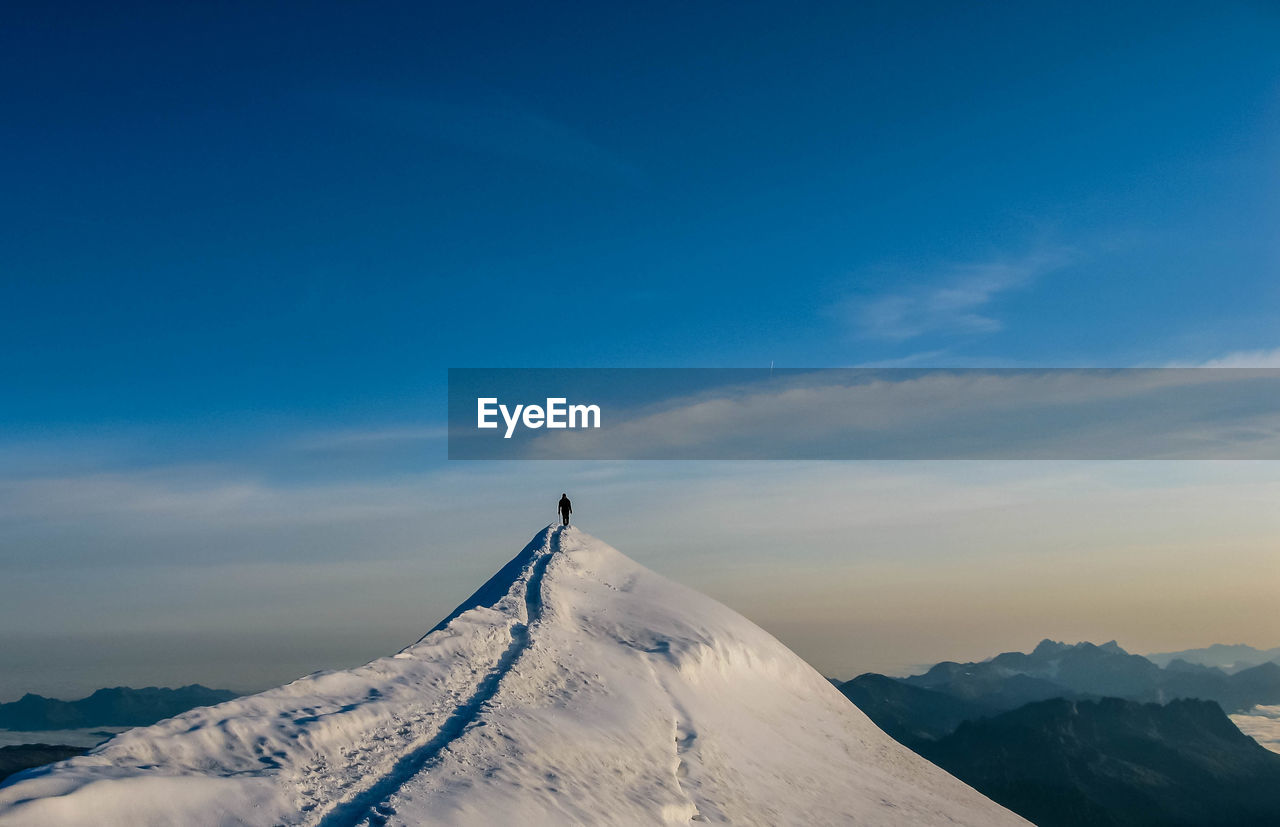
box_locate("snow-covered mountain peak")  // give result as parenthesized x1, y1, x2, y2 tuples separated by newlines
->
(0, 526, 1026, 826)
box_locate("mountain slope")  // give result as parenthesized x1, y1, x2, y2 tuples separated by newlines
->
(0, 527, 1025, 826)
(837, 673, 992, 744)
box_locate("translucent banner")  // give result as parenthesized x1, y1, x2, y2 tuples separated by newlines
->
(447, 368, 1280, 460)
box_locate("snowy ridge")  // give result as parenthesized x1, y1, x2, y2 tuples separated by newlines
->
(0, 527, 1026, 826)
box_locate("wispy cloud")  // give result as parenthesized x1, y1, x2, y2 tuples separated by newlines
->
(841, 248, 1073, 342)
(852, 350, 1029, 368)
(291, 426, 448, 452)
(1173, 347, 1280, 368)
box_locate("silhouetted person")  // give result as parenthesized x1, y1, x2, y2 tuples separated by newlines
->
(558, 493, 572, 527)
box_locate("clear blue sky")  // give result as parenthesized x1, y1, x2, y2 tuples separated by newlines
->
(2, 2, 1280, 698)
(4, 0, 1278, 432)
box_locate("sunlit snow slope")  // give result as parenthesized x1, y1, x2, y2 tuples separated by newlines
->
(0, 527, 1026, 826)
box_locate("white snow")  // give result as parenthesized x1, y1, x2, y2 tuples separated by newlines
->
(0, 526, 1026, 826)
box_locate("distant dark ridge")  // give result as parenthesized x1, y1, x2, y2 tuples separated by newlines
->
(838, 673, 994, 744)
(916, 697, 1280, 827)
(0, 685, 238, 731)
(0, 744, 88, 784)
(1146, 643, 1280, 672)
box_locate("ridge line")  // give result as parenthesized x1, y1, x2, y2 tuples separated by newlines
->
(313, 527, 560, 827)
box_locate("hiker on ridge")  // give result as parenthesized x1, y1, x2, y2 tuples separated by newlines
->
(558, 493, 572, 527)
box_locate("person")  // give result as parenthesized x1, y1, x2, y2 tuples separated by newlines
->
(558, 493, 572, 527)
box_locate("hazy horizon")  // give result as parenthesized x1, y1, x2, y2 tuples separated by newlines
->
(3, 459, 1278, 702)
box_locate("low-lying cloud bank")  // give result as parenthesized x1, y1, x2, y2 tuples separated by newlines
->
(1232, 706, 1280, 755)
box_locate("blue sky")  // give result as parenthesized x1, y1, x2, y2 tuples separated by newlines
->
(5, 0, 1279, 431)
(2, 1, 1280, 697)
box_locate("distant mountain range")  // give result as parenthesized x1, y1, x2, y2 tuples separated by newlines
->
(838, 639, 1280, 826)
(902, 638, 1280, 713)
(0, 685, 238, 731)
(1146, 643, 1280, 673)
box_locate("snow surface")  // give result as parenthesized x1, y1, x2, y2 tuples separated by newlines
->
(0, 527, 1026, 826)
